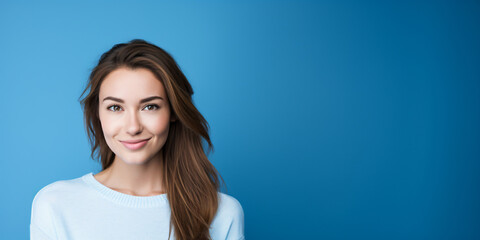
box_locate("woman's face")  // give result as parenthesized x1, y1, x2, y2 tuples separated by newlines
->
(98, 67, 174, 165)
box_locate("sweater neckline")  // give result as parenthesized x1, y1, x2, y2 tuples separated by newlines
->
(82, 172, 168, 208)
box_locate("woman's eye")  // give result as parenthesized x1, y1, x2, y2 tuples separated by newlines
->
(144, 104, 159, 111)
(107, 105, 122, 112)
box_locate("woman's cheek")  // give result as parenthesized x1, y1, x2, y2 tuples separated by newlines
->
(144, 110, 170, 133)
(100, 113, 121, 141)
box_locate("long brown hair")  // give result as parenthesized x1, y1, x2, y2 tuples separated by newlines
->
(79, 39, 224, 240)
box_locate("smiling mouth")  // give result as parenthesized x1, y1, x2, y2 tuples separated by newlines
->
(120, 138, 151, 150)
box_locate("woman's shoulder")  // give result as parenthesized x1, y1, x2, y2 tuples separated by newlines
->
(30, 173, 90, 238)
(211, 192, 245, 239)
(218, 192, 243, 210)
(216, 192, 244, 220)
(32, 174, 89, 207)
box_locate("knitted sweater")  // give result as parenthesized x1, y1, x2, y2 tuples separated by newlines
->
(30, 172, 245, 240)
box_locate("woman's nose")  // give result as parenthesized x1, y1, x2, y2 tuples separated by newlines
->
(125, 111, 143, 136)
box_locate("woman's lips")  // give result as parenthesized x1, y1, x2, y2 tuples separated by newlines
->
(120, 138, 150, 150)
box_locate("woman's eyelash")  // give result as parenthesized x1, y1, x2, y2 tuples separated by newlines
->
(107, 105, 122, 112)
(106, 104, 160, 112)
(144, 104, 160, 111)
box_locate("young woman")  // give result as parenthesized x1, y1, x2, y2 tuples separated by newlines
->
(30, 39, 245, 240)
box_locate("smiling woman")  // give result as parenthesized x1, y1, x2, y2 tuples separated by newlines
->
(29, 39, 245, 240)
(98, 68, 173, 166)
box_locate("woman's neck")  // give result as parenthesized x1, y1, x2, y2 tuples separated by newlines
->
(93, 155, 165, 197)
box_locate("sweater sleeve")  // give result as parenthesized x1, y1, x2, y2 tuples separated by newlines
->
(224, 197, 245, 240)
(30, 222, 55, 240)
(30, 187, 58, 240)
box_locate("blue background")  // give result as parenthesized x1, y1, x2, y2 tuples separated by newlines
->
(1, 1, 479, 239)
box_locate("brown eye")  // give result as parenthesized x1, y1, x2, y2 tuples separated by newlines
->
(144, 104, 159, 111)
(107, 105, 122, 112)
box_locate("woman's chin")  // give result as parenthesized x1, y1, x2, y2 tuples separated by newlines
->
(119, 155, 150, 165)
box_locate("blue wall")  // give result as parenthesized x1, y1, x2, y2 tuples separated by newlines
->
(1, 1, 479, 239)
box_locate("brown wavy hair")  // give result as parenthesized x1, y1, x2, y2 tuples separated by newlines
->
(78, 39, 225, 240)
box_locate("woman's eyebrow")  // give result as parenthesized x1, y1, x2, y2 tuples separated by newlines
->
(102, 96, 164, 103)
(139, 96, 164, 103)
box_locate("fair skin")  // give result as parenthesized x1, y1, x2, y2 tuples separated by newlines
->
(94, 67, 175, 197)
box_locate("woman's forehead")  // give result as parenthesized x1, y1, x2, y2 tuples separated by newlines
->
(99, 68, 167, 101)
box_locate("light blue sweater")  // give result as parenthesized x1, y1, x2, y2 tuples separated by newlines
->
(30, 173, 245, 240)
